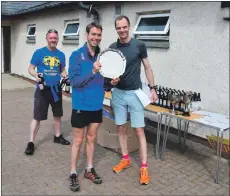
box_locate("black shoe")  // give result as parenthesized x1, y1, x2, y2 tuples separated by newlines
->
(69, 174, 80, 192)
(24, 142, 35, 155)
(53, 134, 70, 145)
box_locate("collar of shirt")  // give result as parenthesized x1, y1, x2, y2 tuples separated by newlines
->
(83, 42, 100, 60)
(117, 38, 132, 47)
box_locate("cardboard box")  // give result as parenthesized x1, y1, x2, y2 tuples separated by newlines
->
(97, 109, 139, 154)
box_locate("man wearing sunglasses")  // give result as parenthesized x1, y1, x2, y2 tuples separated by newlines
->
(24, 29, 70, 156)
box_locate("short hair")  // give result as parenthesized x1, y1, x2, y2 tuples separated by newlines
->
(46, 29, 58, 36)
(86, 22, 103, 33)
(114, 15, 130, 27)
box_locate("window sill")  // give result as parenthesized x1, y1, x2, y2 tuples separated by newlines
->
(138, 40, 169, 49)
(62, 39, 79, 45)
(26, 39, 36, 44)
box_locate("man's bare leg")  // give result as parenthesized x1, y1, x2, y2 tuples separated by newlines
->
(70, 127, 85, 173)
(135, 127, 147, 164)
(30, 119, 40, 143)
(53, 116, 70, 145)
(118, 124, 128, 156)
(85, 123, 100, 168)
(53, 116, 61, 137)
(84, 123, 102, 184)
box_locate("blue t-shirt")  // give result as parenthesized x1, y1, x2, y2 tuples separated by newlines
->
(30, 46, 65, 86)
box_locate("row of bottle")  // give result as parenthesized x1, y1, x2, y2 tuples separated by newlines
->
(152, 85, 202, 112)
(38, 73, 70, 93)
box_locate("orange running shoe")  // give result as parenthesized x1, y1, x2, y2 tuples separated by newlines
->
(140, 167, 150, 185)
(113, 158, 131, 173)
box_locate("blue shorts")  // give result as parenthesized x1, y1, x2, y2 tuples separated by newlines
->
(111, 88, 145, 128)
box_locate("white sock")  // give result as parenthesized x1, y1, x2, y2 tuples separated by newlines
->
(71, 171, 77, 175)
(86, 165, 93, 171)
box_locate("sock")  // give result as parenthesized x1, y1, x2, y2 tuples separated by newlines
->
(141, 163, 148, 168)
(86, 164, 93, 171)
(122, 154, 129, 160)
(71, 171, 77, 176)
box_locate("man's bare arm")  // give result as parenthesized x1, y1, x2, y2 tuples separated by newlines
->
(142, 58, 155, 87)
(142, 58, 158, 102)
(28, 64, 41, 81)
(61, 67, 68, 78)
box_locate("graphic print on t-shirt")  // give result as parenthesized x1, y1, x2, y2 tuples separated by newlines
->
(42, 56, 60, 77)
(43, 56, 60, 69)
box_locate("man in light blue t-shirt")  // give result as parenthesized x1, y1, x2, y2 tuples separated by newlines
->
(24, 29, 70, 156)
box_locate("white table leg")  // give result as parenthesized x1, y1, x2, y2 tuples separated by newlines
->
(155, 113, 163, 159)
(161, 115, 172, 160)
(215, 129, 224, 184)
(177, 119, 182, 145)
(182, 121, 190, 151)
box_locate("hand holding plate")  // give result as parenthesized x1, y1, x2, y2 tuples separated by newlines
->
(111, 78, 120, 86)
(92, 61, 102, 74)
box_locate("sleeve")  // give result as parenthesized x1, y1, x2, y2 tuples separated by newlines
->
(60, 53, 66, 68)
(140, 42, 148, 59)
(30, 50, 40, 66)
(68, 52, 95, 88)
(104, 77, 113, 91)
(109, 42, 115, 49)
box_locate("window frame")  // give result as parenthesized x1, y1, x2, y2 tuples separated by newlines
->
(63, 21, 80, 37)
(133, 13, 170, 35)
(26, 25, 36, 38)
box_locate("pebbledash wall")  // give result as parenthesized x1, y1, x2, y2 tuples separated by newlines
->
(7, 2, 229, 139)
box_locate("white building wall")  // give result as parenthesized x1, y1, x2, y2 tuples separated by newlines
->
(9, 2, 229, 139)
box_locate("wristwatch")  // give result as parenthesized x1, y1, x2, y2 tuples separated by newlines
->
(148, 84, 157, 90)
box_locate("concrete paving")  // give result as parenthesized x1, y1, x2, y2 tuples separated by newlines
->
(1, 74, 229, 195)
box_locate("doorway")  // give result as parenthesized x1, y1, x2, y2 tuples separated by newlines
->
(2, 26, 11, 73)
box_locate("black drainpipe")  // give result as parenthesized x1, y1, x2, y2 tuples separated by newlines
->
(77, 2, 99, 23)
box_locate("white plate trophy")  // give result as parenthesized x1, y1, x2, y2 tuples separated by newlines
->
(98, 48, 126, 116)
(98, 48, 126, 79)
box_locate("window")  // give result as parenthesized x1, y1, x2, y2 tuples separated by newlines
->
(63, 21, 79, 40)
(114, 3, 123, 17)
(115, 4, 122, 16)
(27, 25, 36, 40)
(133, 13, 170, 48)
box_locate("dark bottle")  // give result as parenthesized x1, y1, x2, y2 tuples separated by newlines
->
(38, 74, 44, 91)
(65, 77, 70, 93)
(162, 92, 167, 108)
(156, 86, 161, 106)
(193, 92, 197, 101)
(159, 88, 164, 107)
(178, 91, 183, 111)
(197, 93, 201, 101)
(59, 79, 66, 89)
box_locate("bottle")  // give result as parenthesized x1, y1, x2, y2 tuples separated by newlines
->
(59, 78, 66, 89)
(65, 77, 70, 93)
(38, 74, 44, 91)
(196, 93, 202, 111)
(156, 86, 161, 106)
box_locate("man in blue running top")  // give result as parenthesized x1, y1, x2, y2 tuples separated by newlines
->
(24, 29, 70, 156)
(68, 22, 109, 192)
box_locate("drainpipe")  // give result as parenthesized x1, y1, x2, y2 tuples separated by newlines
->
(77, 2, 99, 23)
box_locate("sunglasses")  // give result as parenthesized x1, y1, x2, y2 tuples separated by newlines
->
(47, 29, 58, 34)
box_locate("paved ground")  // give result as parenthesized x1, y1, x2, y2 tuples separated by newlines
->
(1, 74, 229, 195)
